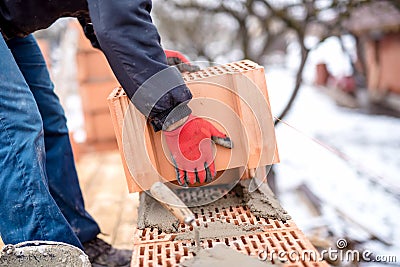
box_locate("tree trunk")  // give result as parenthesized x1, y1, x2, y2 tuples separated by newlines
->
(274, 36, 309, 125)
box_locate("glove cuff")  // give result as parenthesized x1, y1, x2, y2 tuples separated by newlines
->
(151, 103, 192, 132)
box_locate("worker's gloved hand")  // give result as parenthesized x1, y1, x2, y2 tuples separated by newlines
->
(164, 49, 200, 73)
(163, 115, 233, 186)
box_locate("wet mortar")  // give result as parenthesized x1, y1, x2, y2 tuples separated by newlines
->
(180, 244, 273, 267)
(240, 180, 291, 222)
(137, 181, 291, 237)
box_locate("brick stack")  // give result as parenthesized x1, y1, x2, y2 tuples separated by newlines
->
(131, 191, 329, 267)
(75, 22, 119, 150)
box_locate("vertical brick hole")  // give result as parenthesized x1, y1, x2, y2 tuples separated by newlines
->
(257, 234, 265, 243)
(297, 240, 306, 250)
(157, 255, 162, 265)
(183, 246, 189, 256)
(285, 236, 293, 245)
(268, 237, 275, 247)
(290, 231, 299, 239)
(225, 238, 230, 246)
(274, 233, 282, 241)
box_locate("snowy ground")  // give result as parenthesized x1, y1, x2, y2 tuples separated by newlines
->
(266, 66, 400, 265)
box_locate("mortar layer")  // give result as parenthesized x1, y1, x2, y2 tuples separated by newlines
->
(241, 180, 291, 221)
(180, 244, 270, 267)
(175, 220, 264, 241)
(137, 191, 180, 233)
(137, 182, 290, 236)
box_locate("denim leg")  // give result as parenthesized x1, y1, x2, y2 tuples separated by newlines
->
(6, 35, 101, 243)
(0, 35, 83, 248)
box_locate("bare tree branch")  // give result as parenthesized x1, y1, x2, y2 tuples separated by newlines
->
(275, 32, 310, 125)
(155, 0, 376, 124)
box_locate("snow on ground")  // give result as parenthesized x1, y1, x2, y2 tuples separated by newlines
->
(266, 66, 400, 264)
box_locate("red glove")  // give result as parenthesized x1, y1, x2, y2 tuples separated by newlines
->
(163, 115, 233, 186)
(164, 49, 200, 73)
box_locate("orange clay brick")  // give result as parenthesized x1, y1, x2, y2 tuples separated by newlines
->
(133, 204, 297, 245)
(76, 51, 116, 83)
(79, 81, 119, 113)
(83, 111, 116, 144)
(131, 228, 329, 267)
(127, 184, 329, 267)
(130, 192, 329, 267)
(107, 60, 279, 193)
(126, 176, 325, 266)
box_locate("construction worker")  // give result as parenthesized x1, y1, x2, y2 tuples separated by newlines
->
(0, 0, 231, 266)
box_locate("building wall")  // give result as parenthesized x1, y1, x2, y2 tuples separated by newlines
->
(365, 32, 400, 96)
(380, 32, 400, 94)
(74, 21, 119, 150)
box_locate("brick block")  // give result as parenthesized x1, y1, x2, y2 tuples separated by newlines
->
(79, 81, 119, 113)
(77, 51, 116, 83)
(108, 60, 279, 193)
(133, 205, 298, 245)
(131, 229, 329, 267)
(130, 198, 328, 267)
(36, 38, 51, 68)
(84, 111, 116, 144)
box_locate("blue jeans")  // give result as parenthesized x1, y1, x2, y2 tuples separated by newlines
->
(0, 34, 100, 249)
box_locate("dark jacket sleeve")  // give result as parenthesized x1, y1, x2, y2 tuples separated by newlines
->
(86, 0, 192, 131)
